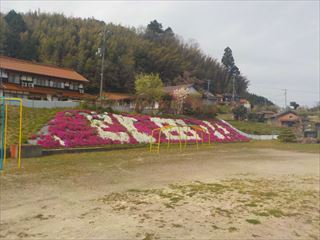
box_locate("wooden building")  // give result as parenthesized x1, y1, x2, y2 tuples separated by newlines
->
(268, 110, 301, 127)
(0, 56, 94, 101)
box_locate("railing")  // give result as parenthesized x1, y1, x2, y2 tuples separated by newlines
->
(6, 99, 80, 108)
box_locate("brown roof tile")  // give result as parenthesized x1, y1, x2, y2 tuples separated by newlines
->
(163, 84, 193, 94)
(0, 56, 88, 82)
(103, 92, 134, 101)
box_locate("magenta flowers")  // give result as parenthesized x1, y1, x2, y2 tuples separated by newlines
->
(37, 110, 249, 148)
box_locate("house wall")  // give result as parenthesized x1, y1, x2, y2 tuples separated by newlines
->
(187, 87, 200, 95)
(0, 68, 86, 101)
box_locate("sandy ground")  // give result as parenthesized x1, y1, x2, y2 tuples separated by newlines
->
(0, 145, 319, 239)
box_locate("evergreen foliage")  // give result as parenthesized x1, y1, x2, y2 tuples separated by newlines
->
(278, 128, 297, 143)
(0, 10, 272, 105)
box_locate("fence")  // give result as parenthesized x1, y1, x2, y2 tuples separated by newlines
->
(7, 99, 80, 108)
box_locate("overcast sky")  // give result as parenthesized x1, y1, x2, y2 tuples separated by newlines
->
(1, 0, 319, 107)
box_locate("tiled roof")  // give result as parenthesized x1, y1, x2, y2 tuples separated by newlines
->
(103, 92, 134, 101)
(0, 83, 96, 100)
(0, 56, 88, 82)
(163, 84, 193, 93)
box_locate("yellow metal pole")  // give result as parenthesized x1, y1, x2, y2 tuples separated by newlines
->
(3, 102, 8, 165)
(157, 130, 161, 153)
(196, 129, 199, 150)
(178, 126, 182, 151)
(18, 100, 22, 168)
(201, 130, 204, 145)
(167, 129, 170, 150)
(150, 130, 154, 152)
(184, 126, 188, 149)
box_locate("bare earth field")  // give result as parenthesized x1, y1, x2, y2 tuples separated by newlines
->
(0, 142, 319, 239)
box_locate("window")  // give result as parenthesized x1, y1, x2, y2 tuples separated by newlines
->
(8, 74, 20, 84)
(64, 82, 70, 89)
(0, 69, 8, 78)
(72, 83, 79, 91)
(53, 81, 62, 89)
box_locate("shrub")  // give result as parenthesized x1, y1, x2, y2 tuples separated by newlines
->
(232, 105, 248, 121)
(184, 95, 217, 119)
(278, 128, 297, 142)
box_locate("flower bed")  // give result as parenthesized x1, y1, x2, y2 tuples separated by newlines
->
(36, 110, 249, 148)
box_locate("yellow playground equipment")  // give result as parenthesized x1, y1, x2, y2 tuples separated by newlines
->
(0, 97, 23, 170)
(149, 124, 211, 153)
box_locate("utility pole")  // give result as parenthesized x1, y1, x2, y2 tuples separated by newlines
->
(283, 89, 287, 109)
(232, 75, 236, 102)
(207, 80, 210, 92)
(99, 25, 107, 101)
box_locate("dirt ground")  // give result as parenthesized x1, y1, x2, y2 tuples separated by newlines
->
(0, 144, 319, 239)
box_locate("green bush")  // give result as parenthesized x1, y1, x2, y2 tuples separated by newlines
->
(183, 95, 217, 119)
(232, 105, 248, 121)
(278, 128, 297, 143)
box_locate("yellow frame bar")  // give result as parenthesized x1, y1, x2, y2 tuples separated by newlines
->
(149, 124, 212, 153)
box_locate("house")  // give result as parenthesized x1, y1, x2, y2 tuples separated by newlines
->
(0, 56, 94, 101)
(202, 91, 216, 105)
(268, 110, 301, 127)
(239, 98, 251, 110)
(304, 128, 317, 138)
(103, 92, 135, 111)
(214, 94, 224, 103)
(163, 84, 200, 96)
(248, 111, 276, 122)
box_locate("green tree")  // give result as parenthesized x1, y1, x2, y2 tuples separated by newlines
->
(4, 10, 27, 57)
(221, 46, 235, 70)
(232, 105, 248, 121)
(278, 128, 297, 143)
(135, 73, 163, 111)
(0, 12, 254, 99)
(221, 46, 248, 95)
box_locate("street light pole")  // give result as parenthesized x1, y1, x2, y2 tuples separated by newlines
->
(99, 25, 107, 101)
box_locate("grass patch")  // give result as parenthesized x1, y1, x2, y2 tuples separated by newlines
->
(4, 106, 71, 145)
(253, 211, 270, 217)
(245, 202, 258, 207)
(246, 219, 261, 225)
(228, 227, 237, 232)
(267, 208, 285, 218)
(227, 120, 284, 135)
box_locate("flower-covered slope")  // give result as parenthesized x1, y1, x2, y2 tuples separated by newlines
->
(36, 110, 249, 148)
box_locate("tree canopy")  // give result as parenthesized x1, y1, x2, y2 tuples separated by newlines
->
(0, 10, 272, 106)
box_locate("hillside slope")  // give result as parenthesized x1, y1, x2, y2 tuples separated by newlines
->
(35, 110, 249, 148)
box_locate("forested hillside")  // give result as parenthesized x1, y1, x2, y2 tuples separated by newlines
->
(0, 10, 272, 105)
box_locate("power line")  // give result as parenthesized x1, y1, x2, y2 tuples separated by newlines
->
(249, 83, 319, 95)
